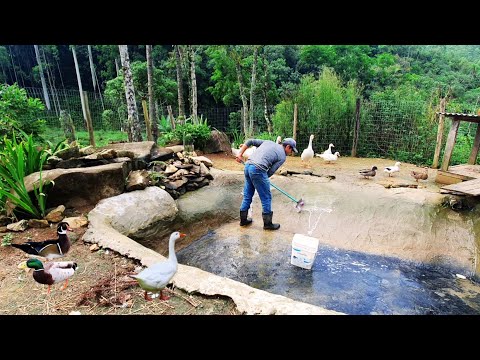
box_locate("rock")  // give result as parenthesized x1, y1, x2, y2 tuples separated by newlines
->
(62, 216, 89, 229)
(45, 205, 66, 223)
(27, 219, 50, 228)
(7, 220, 28, 232)
(202, 130, 232, 154)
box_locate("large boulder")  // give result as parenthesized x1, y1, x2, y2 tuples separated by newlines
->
(202, 130, 232, 154)
(23, 162, 131, 208)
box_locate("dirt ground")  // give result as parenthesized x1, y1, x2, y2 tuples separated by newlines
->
(0, 152, 438, 315)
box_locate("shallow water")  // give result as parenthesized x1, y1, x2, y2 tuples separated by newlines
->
(177, 224, 480, 315)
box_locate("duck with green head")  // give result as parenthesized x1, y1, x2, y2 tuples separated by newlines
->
(20, 258, 78, 293)
(12, 222, 73, 260)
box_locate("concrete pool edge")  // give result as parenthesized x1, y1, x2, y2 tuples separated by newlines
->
(83, 207, 342, 315)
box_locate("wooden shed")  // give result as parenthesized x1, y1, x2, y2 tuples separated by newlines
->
(435, 112, 480, 195)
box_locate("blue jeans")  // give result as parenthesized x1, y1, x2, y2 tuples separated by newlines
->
(240, 163, 272, 214)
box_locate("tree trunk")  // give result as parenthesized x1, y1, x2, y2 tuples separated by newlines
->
(59, 110, 76, 143)
(146, 45, 158, 143)
(175, 45, 186, 120)
(34, 45, 51, 110)
(71, 46, 88, 130)
(248, 45, 258, 136)
(234, 53, 249, 138)
(189, 45, 198, 124)
(87, 45, 97, 91)
(261, 50, 272, 135)
(115, 58, 120, 75)
(119, 45, 143, 142)
(41, 46, 60, 116)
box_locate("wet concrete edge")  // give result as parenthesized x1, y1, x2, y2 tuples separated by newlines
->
(83, 210, 342, 315)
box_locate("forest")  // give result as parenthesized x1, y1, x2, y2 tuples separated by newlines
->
(1, 45, 480, 165)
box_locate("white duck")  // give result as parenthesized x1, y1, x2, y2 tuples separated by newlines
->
(384, 162, 401, 177)
(130, 231, 186, 301)
(322, 143, 335, 155)
(317, 151, 340, 164)
(301, 134, 315, 167)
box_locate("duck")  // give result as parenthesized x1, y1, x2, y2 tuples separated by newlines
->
(316, 151, 340, 164)
(11, 222, 73, 260)
(410, 167, 428, 182)
(129, 231, 186, 301)
(323, 143, 335, 155)
(384, 162, 401, 177)
(301, 134, 315, 167)
(19, 258, 77, 293)
(359, 166, 378, 179)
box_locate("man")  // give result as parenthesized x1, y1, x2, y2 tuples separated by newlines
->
(235, 138, 298, 230)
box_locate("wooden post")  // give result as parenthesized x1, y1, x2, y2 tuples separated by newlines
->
(441, 118, 460, 171)
(142, 99, 153, 141)
(167, 105, 176, 129)
(432, 97, 446, 168)
(59, 110, 76, 143)
(293, 103, 298, 141)
(468, 123, 480, 165)
(83, 91, 96, 147)
(351, 98, 361, 157)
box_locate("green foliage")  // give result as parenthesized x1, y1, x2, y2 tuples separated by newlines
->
(0, 134, 53, 219)
(272, 68, 360, 150)
(158, 115, 172, 134)
(230, 129, 243, 148)
(1, 233, 13, 247)
(0, 84, 46, 141)
(173, 118, 212, 149)
(102, 109, 115, 130)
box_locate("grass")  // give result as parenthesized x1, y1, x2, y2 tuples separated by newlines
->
(41, 129, 128, 148)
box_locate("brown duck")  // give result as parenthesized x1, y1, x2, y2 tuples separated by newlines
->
(12, 222, 73, 260)
(359, 166, 378, 179)
(410, 167, 428, 182)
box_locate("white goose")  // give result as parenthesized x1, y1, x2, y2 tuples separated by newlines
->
(323, 143, 335, 155)
(317, 151, 340, 164)
(276, 136, 282, 144)
(384, 162, 401, 177)
(130, 231, 186, 301)
(301, 134, 315, 167)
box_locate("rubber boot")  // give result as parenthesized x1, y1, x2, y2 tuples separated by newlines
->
(240, 210, 252, 226)
(262, 211, 280, 230)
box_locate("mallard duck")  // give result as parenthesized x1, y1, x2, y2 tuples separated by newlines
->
(130, 231, 186, 301)
(301, 134, 315, 167)
(19, 258, 77, 293)
(11, 222, 73, 260)
(323, 143, 335, 155)
(384, 162, 401, 177)
(316, 151, 340, 164)
(410, 167, 428, 182)
(359, 166, 378, 179)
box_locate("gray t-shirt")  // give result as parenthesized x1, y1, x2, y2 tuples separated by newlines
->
(245, 139, 286, 177)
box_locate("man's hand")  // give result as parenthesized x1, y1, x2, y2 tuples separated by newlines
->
(236, 156, 244, 163)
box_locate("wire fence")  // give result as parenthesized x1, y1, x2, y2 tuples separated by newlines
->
(23, 87, 477, 166)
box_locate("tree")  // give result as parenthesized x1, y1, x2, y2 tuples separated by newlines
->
(119, 45, 143, 142)
(175, 45, 186, 119)
(189, 45, 198, 123)
(33, 45, 51, 110)
(146, 45, 158, 143)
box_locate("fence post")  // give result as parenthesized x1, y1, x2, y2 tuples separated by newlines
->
(83, 91, 96, 147)
(167, 105, 176, 129)
(293, 103, 298, 141)
(142, 99, 153, 141)
(351, 98, 361, 157)
(432, 97, 446, 168)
